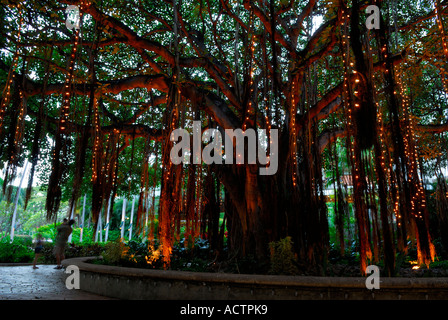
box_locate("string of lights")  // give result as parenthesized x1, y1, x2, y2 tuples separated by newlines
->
(339, 8, 359, 189)
(290, 75, 298, 187)
(0, 3, 23, 134)
(243, 6, 256, 132)
(434, 0, 448, 97)
(91, 96, 101, 182)
(12, 88, 26, 160)
(372, 41, 402, 226)
(59, 2, 86, 134)
(395, 66, 426, 220)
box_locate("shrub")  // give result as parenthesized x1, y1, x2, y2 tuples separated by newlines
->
(34, 223, 59, 241)
(269, 236, 299, 275)
(101, 241, 127, 265)
(13, 235, 33, 247)
(65, 242, 105, 258)
(37, 243, 57, 264)
(0, 238, 34, 263)
(36, 242, 106, 264)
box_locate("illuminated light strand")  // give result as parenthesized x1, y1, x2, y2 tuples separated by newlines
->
(0, 3, 24, 133)
(382, 95, 400, 223)
(13, 89, 26, 152)
(395, 65, 426, 220)
(104, 134, 111, 177)
(59, 2, 86, 134)
(166, 94, 173, 182)
(1, 3, 25, 192)
(264, 89, 271, 135)
(194, 164, 202, 239)
(110, 129, 119, 184)
(291, 79, 298, 187)
(402, 84, 438, 268)
(375, 93, 401, 225)
(243, 7, 256, 132)
(91, 96, 101, 182)
(371, 40, 402, 226)
(340, 9, 359, 187)
(340, 7, 373, 269)
(3, 3, 25, 175)
(263, 93, 272, 166)
(434, 0, 448, 57)
(339, 16, 357, 188)
(433, 0, 448, 97)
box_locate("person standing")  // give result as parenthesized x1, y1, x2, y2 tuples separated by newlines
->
(53, 219, 75, 269)
(32, 233, 44, 269)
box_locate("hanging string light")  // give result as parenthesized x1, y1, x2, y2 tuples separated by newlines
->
(104, 133, 111, 179)
(194, 164, 202, 239)
(59, 1, 85, 134)
(433, 0, 448, 97)
(110, 128, 120, 186)
(375, 87, 401, 225)
(397, 64, 436, 264)
(339, 5, 374, 272)
(367, 32, 401, 226)
(339, 6, 357, 192)
(165, 94, 173, 182)
(0, 3, 24, 134)
(434, 0, 448, 58)
(395, 64, 426, 220)
(91, 96, 101, 182)
(340, 8, 359, 188)
(262, 33, 271, 140)
(290, 76, 298, 187)
(13, 88, 26, 155)
(243, 5, 256, 132)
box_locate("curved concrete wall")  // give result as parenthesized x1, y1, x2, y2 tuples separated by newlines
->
(62, 257, 448, 300)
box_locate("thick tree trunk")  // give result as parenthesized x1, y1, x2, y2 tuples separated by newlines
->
(219, 129, 329, 272)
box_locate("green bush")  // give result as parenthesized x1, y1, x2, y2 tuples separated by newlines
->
(13, 235, 33, 247)
(36, 242, 106, 264)
(34, 223, 121, 244)
(37, 243, 57, 264)
(0, 238, 34, 263)
(269, 236, 299, 275)
(65, 242, 105, 258)
(34, 223, 60, 241)
(101, 241, 127, 265)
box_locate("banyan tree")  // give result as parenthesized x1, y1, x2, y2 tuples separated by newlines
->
(1, 0, 448, 275)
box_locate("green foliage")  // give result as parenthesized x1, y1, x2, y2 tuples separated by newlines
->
(173, 238, 210, 259)
(34, 223, 59, 241)
(34, 224, 121, 244)
(12, 234, 33, 247)
(98, 239, 164, 269)
(0, 187, 68, 236)
(96, 238, 214, 271)
(65, 243, 106, 259)
(101, 241, 127, 265)
(0, 237, 34, 263)
(170, 238, 212, 272)
(269, 236, 299, 275)
(429, 260, 448, 270)
(36, 242, 106, 264)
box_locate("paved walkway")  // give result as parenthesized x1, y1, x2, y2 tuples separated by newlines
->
(0, 264, 114, 300)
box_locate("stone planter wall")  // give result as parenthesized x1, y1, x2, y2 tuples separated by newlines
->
(62, 257, 448, 300)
